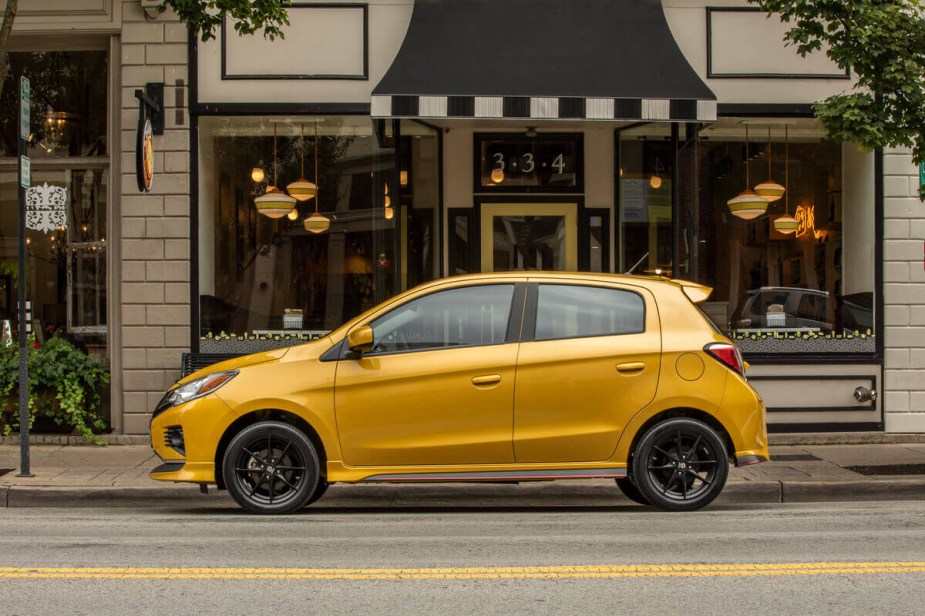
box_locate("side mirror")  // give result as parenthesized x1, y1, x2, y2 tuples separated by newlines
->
(347, 326, 374, 354)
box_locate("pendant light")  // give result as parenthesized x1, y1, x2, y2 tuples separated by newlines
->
(773, 125, 799, 234)
(727, 124, 769, 220)
(304, 122, 330, 234)
(254, 124, 297, 218)
(287, 123, 318, 201)
(755, 126, 785, 201)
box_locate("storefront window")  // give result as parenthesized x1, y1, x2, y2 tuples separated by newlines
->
(0, 50, 109, 360)
(619, 124, 675, 276)
(198, 116, 438, 350)
(620, 118, 876, 356)
(1, 50, 108, 157)
(399, 121, 440, 288)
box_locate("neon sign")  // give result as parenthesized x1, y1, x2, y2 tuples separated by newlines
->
(794, 204, 827, 240)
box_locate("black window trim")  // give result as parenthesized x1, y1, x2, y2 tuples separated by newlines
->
(522, 282, 647, 344)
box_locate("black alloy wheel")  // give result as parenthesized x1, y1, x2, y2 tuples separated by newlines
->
(615, 477, 650, 505)
(631, 417, 729, 512)
(223, 421, 321, 514)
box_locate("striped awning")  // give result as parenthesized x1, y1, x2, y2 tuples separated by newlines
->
(371, 0, 716, 123)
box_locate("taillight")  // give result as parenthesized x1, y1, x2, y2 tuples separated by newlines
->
(704, 342, 745, 377)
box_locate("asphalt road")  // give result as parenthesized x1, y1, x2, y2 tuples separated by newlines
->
(1, 501, 924, 615)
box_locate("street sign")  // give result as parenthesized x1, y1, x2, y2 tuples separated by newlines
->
(20, 77, 30, 141)
(919, 162, 925, 201)
(20, 155, 30, 188)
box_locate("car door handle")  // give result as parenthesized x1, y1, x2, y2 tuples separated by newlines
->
(616, 362, 646, 375)
(471, 374, 502, 386)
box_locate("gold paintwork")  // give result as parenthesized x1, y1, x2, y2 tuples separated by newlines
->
(346, 325, 374, 353)
(150, 272, 768, 487)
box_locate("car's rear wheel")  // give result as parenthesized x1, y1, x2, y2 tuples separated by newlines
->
(615, 477, 650, 505)
(631, 417, 728, 512)
(223, 421, 320, 514)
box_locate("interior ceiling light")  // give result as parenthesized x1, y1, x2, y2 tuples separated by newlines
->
(286, 207, 300, 221)
(304, 122, 330, 234)
(773, 125, 799, 235)
(754, 126, 785, 202)
(727, 124, 769, 220)
(254, 124, 296, 219)
(251, 167, 265, 183)
(287, 123, 318, 202)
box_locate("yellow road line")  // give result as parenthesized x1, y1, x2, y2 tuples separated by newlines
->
(0, 562, 924, 580)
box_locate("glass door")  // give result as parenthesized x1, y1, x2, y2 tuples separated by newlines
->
(480, 203, 578, 272)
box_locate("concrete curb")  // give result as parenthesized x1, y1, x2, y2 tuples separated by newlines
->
(768, 432, 925, 445)
(781, 479, 925, 502)
(3, 479, 924, 508)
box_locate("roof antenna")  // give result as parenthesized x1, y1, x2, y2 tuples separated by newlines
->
(625, 252, 649, 275)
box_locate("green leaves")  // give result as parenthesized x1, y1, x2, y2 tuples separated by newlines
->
(156, 0, 291, 42)
(749, 0, 925, 175)
(0, 337, 110, 443)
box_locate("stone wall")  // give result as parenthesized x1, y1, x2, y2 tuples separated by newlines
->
(883, 147, 925, 433)
(118, 0, 190, 434)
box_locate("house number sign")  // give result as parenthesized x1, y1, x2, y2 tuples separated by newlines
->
(476, 134, 583, 192)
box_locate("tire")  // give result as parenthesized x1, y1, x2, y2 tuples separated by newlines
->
(223, 421, 321, 515)
(304, 481, 329, 507)
(630, 417, 729, 512)
(615, 477, 650, 505)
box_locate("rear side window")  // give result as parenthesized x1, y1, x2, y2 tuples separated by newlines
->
(534, 284, 644, 341)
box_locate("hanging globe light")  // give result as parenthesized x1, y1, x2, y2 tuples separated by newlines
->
(754, 126, 785, 202)
(728, 124, 769, 220)
(255, 125, 296, 218)
(727, 189, 769, 220)
(254, 186, 296, 219)
(287, 124, 318, 201)
(303, 122, 330, 234)
(287, 207, 300, 221)
(773, 125, 798, 235)
(304, 211, 330, 234)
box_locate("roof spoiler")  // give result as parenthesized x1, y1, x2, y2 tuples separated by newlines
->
(676, 280, 713, 304)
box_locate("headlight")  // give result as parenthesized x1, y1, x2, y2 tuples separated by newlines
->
(153, 370, 238, 416)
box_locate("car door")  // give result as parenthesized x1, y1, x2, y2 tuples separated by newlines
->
(513, 281, 661, 463)
(334, 282, 524, 467)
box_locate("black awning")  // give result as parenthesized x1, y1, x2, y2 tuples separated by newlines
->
(372, 0, 716, 122)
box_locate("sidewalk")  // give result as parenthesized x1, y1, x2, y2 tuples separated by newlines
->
(1, 436, 924, 508)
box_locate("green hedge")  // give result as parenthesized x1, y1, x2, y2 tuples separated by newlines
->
(0, 337, 110, 444)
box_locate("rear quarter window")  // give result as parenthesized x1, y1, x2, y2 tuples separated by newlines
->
(534, 284, 645, 341)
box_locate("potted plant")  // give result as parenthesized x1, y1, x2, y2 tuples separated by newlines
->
(0, 336, 110, 444)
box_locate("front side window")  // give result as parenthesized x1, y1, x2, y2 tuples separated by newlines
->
(368, 284, 514, 354)
(534, 284, 644, 341)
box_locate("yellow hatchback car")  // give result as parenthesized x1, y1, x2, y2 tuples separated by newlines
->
(150, 272, 768, 514)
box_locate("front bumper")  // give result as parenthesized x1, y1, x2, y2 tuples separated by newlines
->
(149, 393, 240, 484)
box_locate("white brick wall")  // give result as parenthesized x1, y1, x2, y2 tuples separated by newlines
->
(119, 0, 190, 434)
(883, 147, 925, 433)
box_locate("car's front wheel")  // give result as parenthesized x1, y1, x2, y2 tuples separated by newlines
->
(630, 417, 729, 512)
(223, 421, 321, 514)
